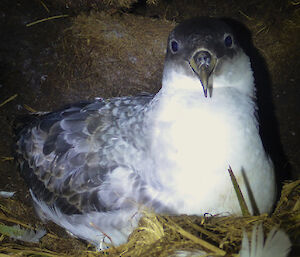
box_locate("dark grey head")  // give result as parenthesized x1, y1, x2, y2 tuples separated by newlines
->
(165, 17, 243, 97)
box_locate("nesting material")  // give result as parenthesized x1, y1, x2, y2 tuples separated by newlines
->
(47, 0, 159, 10)
(102, 0, 159, 8)
(0, 180, 299, 256)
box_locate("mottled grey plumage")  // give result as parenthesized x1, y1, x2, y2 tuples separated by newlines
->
(17, 95, 160, 212)
(16, 17, 276, 249)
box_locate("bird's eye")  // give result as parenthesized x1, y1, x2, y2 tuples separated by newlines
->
(170, 39, 179, 53)
(224, 35, 233, 48)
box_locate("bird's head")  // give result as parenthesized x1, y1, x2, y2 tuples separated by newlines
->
(162, 17, 254, 98)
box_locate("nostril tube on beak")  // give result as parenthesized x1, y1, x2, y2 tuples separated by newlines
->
(194, 51, 211, 68)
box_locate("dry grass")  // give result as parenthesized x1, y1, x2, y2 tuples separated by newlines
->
(0, 180, 299, 256)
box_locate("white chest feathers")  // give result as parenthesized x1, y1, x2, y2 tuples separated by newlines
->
(148, 85, 275, 216)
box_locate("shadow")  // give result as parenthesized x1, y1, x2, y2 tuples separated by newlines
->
(221, 18, 292, 199)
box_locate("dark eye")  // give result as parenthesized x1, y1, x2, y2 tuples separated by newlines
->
(224, 35, 233, 48)
(170, 39, 179, 53)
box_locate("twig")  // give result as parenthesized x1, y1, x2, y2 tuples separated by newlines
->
(0, 94, 17, 108)
(228, 166, 251, 217)
(165, 218, 227, 256)
(26, 15, 69, 27)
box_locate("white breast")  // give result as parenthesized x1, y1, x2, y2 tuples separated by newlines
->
(147, 77, 275, 216)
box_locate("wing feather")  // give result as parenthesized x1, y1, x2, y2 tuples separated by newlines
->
(16, 96, 154, 215)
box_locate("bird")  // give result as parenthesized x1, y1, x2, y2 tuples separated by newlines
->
(15, 17, 276, 248)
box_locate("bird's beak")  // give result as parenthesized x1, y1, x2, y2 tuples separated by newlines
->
(189, 50, 216, 97)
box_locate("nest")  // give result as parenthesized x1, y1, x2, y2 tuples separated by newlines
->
(0, 180, 299, 256)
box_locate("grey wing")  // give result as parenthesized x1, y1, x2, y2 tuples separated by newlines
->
(16, 100, 125, 215)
